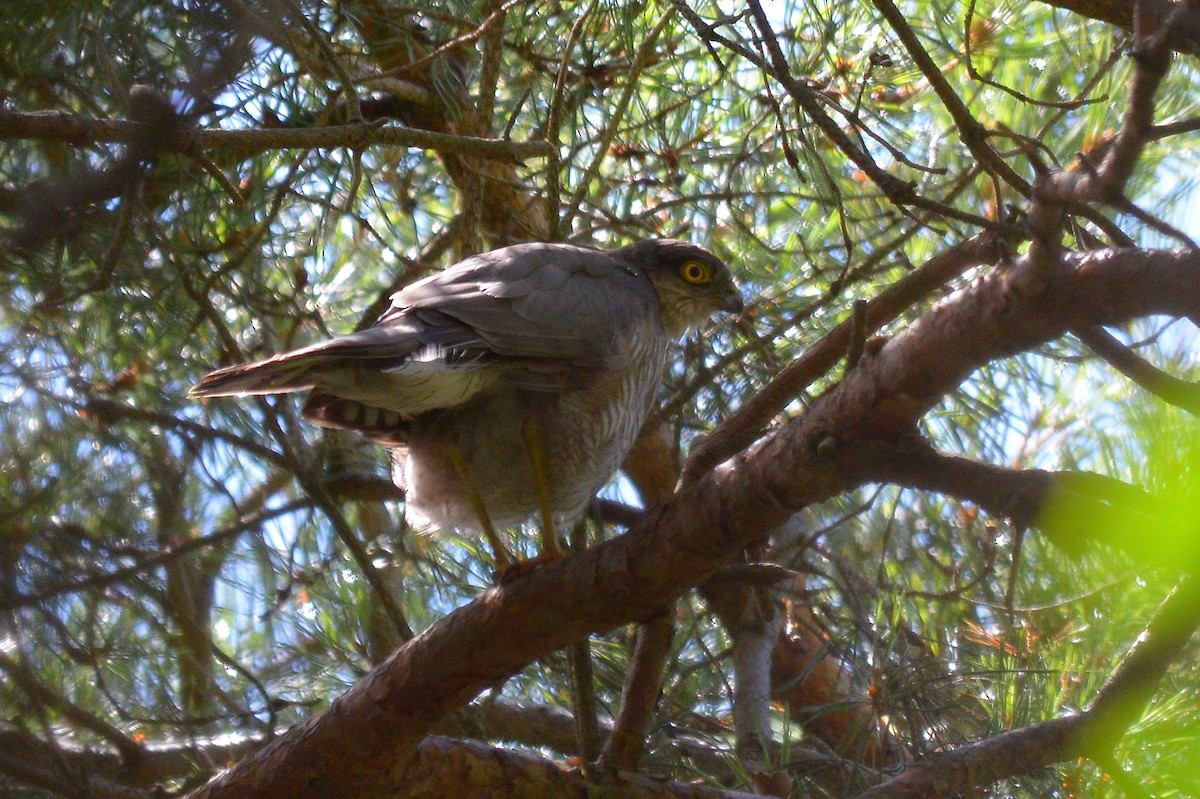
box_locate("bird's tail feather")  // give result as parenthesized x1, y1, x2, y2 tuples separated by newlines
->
(190, 325, 425, 399)
(189, 355, 323, 398)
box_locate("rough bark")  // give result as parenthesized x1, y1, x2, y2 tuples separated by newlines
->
(186, 248, 1200, 799)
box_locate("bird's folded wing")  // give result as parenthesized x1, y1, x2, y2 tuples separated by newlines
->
(191, 244, 664, 402)
(382, 244, 662, 388)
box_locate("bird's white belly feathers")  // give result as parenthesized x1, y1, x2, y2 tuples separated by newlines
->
(331, 361, 499, 418)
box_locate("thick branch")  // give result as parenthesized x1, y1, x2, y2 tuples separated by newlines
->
(185, 248, 1200, 799)
(836, 248, 1200, 434)
(863, 442, 1199, 569)
(1036, 0, 1200, 55)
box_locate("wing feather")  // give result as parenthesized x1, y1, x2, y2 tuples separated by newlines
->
(381, 243, 661, 388)
(191, 242, 664, 413)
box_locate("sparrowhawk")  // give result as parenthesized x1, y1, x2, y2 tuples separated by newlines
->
(191, 239, 742, 569)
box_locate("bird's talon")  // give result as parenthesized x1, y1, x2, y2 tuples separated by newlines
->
(493, 549, 567, 584)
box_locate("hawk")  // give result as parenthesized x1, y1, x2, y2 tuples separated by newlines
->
(192, 240, 742, 570)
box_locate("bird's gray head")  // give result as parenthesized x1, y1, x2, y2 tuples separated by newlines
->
(614, 239, 743, 336)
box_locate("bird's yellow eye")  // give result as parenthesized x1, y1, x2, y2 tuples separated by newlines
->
(681, 260, 712, 285)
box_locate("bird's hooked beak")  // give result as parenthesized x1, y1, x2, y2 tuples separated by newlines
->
(720, 281, 745, 316)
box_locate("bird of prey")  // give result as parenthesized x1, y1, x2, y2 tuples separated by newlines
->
(191, 239, 742, 571)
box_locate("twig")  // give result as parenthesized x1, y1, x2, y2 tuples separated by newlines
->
(0, 653, 144, 764)
(379, 0, 518, 80)
(845, 299, 869, 373)
(963, 0, 1108, 111)
(560, 5, 678, 232)
(281, 0, 363, 123)
(1075, 325, 1200, 415)
(746, 0, 915, 205)
(0, 110, 556, 161)
(302, 475, 416, 643)
(545, 0, 601, 239)
(1010, 0, 1180, 298)
(1, 500, 308, 611)
(681, 231, 1003, 485)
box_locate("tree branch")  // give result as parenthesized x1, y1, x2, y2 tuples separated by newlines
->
(1035, 0, 1200, 55)
(1074, 325, 1200, 415)
(597, 608, 676, 772)
(850, 576, 1200, 798)
(184, 244, 1200, 799)
(0, 110, 555, 162)
(1012, 0, 1181, 297)
(860, 441, 1200, 568)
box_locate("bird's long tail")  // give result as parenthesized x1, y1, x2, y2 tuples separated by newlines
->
(189, 352, 325, 398)
(189, 326, 402, 398)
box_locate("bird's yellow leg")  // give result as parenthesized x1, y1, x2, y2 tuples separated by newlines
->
(439, 441, 515, 572)
(522, 420, 565, 560)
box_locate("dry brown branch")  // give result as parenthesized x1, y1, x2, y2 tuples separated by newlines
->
(443, 697, 839, 780)
(567, 635, 603, 765)
(597, 610, 676, 772)
(1012, 0, 1182, 297)
(629, 416, 882, 778)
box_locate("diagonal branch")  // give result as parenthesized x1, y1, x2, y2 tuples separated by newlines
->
(1075, 325, 1200, 415)
(867, 0, 1029, 197)
(850, 576, 1200, 798)
(682, 231, 1006, 484)
(185, 245, 1200, 799)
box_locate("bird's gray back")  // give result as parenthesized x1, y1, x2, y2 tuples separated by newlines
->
(380, 242, 663, 393)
